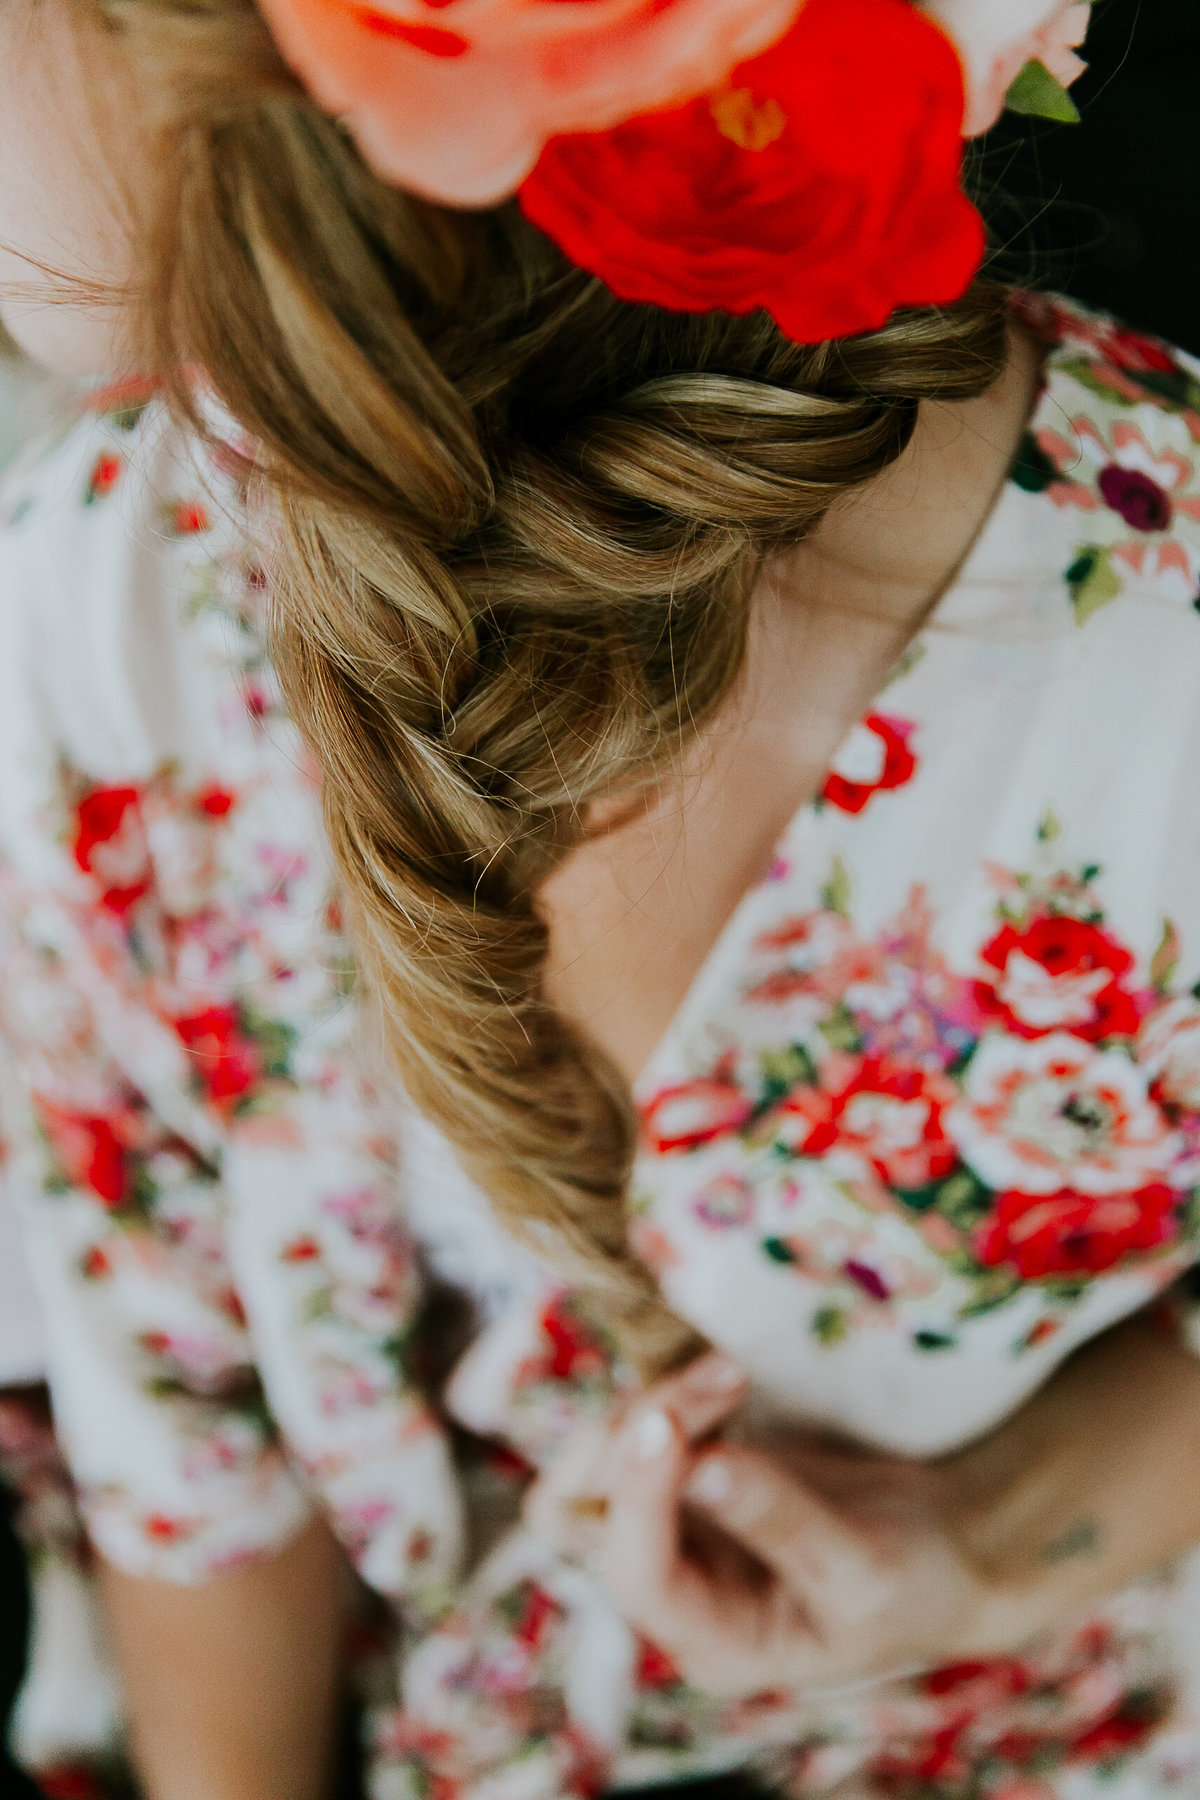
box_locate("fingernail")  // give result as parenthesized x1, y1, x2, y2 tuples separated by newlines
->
(633, 1409, 674, 1462)
(685, 1456, 733, 1507)
(682, 1353, 745, 1393)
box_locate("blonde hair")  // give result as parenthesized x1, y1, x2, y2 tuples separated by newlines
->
(99, 0, 1007, 1366)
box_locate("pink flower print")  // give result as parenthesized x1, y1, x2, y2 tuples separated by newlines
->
(948, 1031, 1179, 1197)
(138, 1327, 244, 1393)
(1138, 997, 1200, 1114)
(1075, 415, 1200, 599)
(693, 1170, 756, 1229)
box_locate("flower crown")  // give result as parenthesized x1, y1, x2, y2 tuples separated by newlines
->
(256, 0, 1091, 343)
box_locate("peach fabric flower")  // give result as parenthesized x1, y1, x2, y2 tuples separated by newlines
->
(256, 0, 805, 205)
(922, 0, 1089, 135)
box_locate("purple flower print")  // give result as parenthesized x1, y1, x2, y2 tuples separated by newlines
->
(1097, 463, 1172, 532)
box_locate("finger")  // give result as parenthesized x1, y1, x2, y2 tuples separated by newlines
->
(523, 1420, 614, 1553)
(644, 1351, 747, 1444)
(603, 1403, 821, 1695)
(683, 1444, 884, 1630)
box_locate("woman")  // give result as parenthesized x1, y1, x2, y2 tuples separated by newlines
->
(3, 0, 1200, 1795)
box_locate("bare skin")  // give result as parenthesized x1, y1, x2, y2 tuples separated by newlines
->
(98, 1517, 347, 1800)
(542, 322, 1045, 1083)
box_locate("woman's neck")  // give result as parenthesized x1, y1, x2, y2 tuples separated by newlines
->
(542, 322, 1044, 1086)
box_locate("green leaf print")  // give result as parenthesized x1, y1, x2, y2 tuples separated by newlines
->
(819, 853, 852, 917)
(762, 1236, 798, 1265)
(1065, 546, 1122, 624)
(758, 1043, 819, 1104)
(1151, 917, 1181, 995)
(811, 1305, 847, 1346)
(1009, 430, 1062, 493)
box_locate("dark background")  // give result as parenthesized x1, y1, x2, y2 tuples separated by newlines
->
(0, 0, 1196, 1792)
(981, 0, 1200, 350)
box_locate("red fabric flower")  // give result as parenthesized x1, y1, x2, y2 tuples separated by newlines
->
(72, 785, 152, 916)
(975, 1182, 1179, 1279)
(641, 1073, 754, 1152)
(820, 713, 918, 815)
(520, 0, 982, 344)
(975, 914, 1141, 1041)
(172, 1004, 262, 1108)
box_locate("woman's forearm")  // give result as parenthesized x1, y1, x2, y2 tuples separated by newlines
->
(946, 1312, 1200, 1649)
(98, 1517, 347, 1800)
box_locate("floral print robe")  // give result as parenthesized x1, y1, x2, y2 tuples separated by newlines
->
(7, 298, 1200, 1800)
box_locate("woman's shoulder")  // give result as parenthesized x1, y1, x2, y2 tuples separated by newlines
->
(1006, 293, 1200, 615)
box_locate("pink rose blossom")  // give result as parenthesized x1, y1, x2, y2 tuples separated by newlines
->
(257, 0, 805, 206)
(923, 0, 1090, 135)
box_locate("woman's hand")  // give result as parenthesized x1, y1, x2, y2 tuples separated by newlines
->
(524, 1308, 1200, 1701)
(529, 1352, 997, 1698)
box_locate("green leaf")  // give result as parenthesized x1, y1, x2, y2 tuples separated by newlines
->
(1151, 917, 1181, 994)
(762, 1236, 797, 1265)
(1065, 545, 1122, 624)
(912, 1329, 956, 1353)
(1005, 57, 1081, 124)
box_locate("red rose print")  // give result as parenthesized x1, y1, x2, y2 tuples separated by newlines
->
(85, 452, 123, 503)
(642, 1074, 753, 1153)
(820, 714, 918, 815)
(975, 915, 1141, 1041)
(79, 1245, 113, 1280)
(144, 1513, 190, 1542)
(511, 1581, 563, 1650)
(1069, 1702, 1160, 1763)
(281, 1234, 321, 1263)
(72, 785, 152, 915)
(172, 1004, 262, 1107)
(777, 1055, 957, 1190)
(635, 1636, 683, 1689)
(537, 1295, 611, 1383)
(520, 0, 981, 345)
(196, 785, 236, 818)
(34, 1768, 109, 1800)
(171, 500, 210, 536)
(1097, 463, 1172, 533)
(975, 1182, 1179, 1280)
(36, 1102, 130, 1208)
